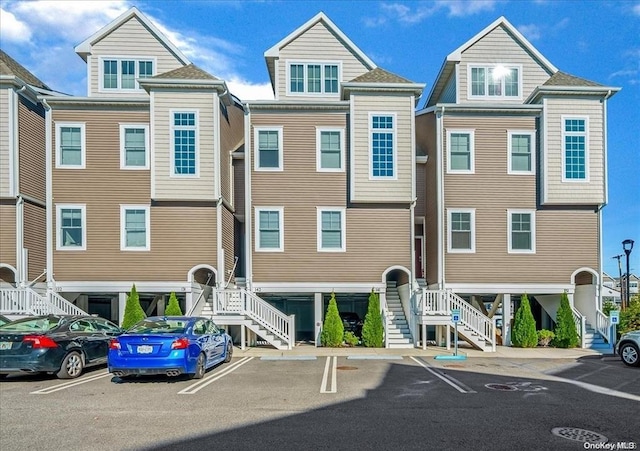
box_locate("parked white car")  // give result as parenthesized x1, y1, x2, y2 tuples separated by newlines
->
(615, 330, 640, 367)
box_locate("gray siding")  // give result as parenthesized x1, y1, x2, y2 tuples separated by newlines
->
(0, 88, 12, 196)
(0, 205, 16, 269)
(18, 97, 46, 201)
(23, 202, 46, 281)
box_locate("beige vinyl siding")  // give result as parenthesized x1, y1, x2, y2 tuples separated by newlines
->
(0, 204, 16, 269)
(416, 113, 439, 284)
(53, 204, 217, 281)
(351, 94, 413, 203)
(89, 17, 184, 97)
(415, 162, 426, 217)
(18, 97, 46, 201)
(153, 91, 216, 200)
(0, 88, 11, 196)
(222, 206, 235, 281)
(233, 158, 245, 218)
(458, 25, 551, 103)
(445, 209, 598, 283)
(219, 103, 244, 205)
(441, 74, 457, 104)
(544, 97, 604, 204)
(277, 22, 370, 100)
(252, 207, 411, 283)
(23, 202, 45, 281)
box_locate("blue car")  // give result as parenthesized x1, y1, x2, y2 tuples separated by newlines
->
(107, 316, 233, 379)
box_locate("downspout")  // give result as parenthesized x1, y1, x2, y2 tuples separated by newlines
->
(410, 94, 417, 292)
(436, 105, 445, 289)
(11, 87, 24, 285)
(243, 103, 252, 291)
(214, 91, 224, 288)
(597, 89, 613, 310)
(41, 98, 53, 289)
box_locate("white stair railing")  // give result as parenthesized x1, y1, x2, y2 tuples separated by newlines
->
(595, 309, 611, 344)
(421, 289, 449, 314)
(212, 289, 294, 349)
(47, 292, 87, 316)
(447, 291, 495, 348)
(571, 307, 586, 348)
(0, 288, 38, 315)
(380, 294, 389, 348)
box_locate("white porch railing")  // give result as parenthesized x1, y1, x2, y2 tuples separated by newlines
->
(0, 288, 87, 316)
(47, 292, 87, 316)
(571, 307, 586, 348)
(212, 289, 295, 349)
(595, 309, 611, 344)
(380, 294, 389, 348)
(420, 289, 495, 350)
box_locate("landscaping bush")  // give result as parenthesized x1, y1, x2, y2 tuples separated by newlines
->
(511, 294, 538, 348)
(619, 293, 640, 335)
(321, 293, 344, 347)
(343, 331, 359, 347)
(165, 292, 183, 316)
(602, 300, 618, 317)
(537, 329, 555, 347)
(553, 291, 579, 348)
(362, 289, 384, 348)
(121, 284, 146, 330)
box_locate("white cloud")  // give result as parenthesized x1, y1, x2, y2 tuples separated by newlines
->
(227, 78, 274, 101)
(633, 3, 640, 16)
(436, 0, 496, 17)
(0, 8, 32, 43)
(373, 0, 495, 26)
(517, 24, 542, 41)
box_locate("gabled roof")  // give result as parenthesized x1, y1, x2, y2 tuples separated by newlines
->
(74, 7, 190, 65)
(0, 49, 50, 90)
(425, 16, 558, 107)
(543, 71, 603, 87)
(264, 12, 375, 69)
(153, 64, 218, 80)
(350, 67, 412, 84)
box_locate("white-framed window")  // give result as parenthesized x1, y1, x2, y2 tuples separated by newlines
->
(287, 61, 340, 95)
(55, 123, 86, 169)
(468, 65, 521, 99)
(446, 129, 474, 173)
(120, 205, 150, 251)
(508, 130, 535, 174)
(255, 207, 284, 252)
(56, 204, 86, 251)
(317, 207, 346, 252)
(562, 116, 589, 181)
(254, 127, 283, 171)
(447, 209, 475, 253)
(508, 209, 535, 253)
(171, 110, 199, 176)
(370, 113, 396, 179)
(100, 57, 154, 91)
(316, 128, 344, 172)
(120, 124, 149, 169)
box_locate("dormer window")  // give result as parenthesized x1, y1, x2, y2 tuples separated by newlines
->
(101, 58, 155, 91)
(287, 62, 340, 95)
(468, 65, 520, 99)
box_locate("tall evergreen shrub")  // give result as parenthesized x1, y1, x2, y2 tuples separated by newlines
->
(121, 284, 146, 330)
(165, 292, 183, 316)
(511, 294, 538, 347)
(553, 291, 579, 348)
(619, 294, 640, 334)
(362, 290, 384, 348)
(321, 293, 344, 347)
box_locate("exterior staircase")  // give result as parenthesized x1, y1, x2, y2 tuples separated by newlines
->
(385, 281, 413, 349)
(583, 321, 613, 352)
(0, 287, 88, 318)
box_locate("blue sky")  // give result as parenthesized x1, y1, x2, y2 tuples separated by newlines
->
(1, 0, 638, 277)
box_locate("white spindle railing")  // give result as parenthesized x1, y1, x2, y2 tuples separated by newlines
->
(47, 292, 87, 316)
(595, 309, 611, 344)
(0, 288, 87, 316)
(380, 294, 389, 348)
(421, 290, 449, 314)
(212, 289, 295, 349)
(571, 307, 586, 348)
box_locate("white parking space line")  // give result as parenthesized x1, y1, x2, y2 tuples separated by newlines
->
(30, 371, 112, 395)
(178, 357, 253, 395)
(320, 356, 337, 394)
(410, 356, 476, 394)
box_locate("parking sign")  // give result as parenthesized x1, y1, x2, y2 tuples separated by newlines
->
(452, 309, 461, 323)
(610, 310, 619, 325)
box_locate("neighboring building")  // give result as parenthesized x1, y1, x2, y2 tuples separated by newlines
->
(415, 16, 619, 347)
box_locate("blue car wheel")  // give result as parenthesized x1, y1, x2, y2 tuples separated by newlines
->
(191, 353, 206, 379)
(224, 342, 233, 363)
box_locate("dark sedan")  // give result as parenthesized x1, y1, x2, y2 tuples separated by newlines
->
(0, 315, 122, 379)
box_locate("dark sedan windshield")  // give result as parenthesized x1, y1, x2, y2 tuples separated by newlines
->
(0, 316, 61, 332)
(127, 319, 187, 334)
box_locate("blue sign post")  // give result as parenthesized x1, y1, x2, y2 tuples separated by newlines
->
(434, 308, 467, 360)
(610, 310, 619, 352)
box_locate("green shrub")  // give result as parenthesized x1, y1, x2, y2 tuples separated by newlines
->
(121, 284, 146, 330)
(165, 292, 183, 316)
(537, 329, 555, 347)
(619, 294, 640, 335)
(321, 293, 344, 347)
(511, 294, 538, 348)
(343, 331, 359, 347)
(602, 300, 618, 317)
(553, 291, 579, 348)
(362, 290, 384, 348)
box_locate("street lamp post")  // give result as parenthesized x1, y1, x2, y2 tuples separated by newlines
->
(613, 254, 624, 307)
(622, 239, 634, 310)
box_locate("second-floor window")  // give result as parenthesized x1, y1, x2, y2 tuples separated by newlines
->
(120, 124, 149, 169)
(172, 111, 198, 175)
(317, 208, 345, 252)
(317, 129, 344, 171)
(255, 127, 283, 171)
(508, 210, 535, 253)
(102, 58, 154, 91)
(288, 62, 340, 95)
(56, 123, 85, 168)
(563, 117, 588, 181)
(371, 114, 395, 178)
(121, 205, 150, 251)
(448, 209, 475, 253)
(57, 204, 86, 250)
(469, 65, 520, 98)
(508, 131, 534, 174)
(447, 130, 474, 173)
(255, 208, 283, 251)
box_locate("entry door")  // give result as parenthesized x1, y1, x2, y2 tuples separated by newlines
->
(415, 236, 424, 278)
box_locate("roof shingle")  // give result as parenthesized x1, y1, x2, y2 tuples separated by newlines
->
(543, 71, 603, 87)
(153, 64, 218, 80)
(0, 49, 50, 90)
(350, 67, 413, 84)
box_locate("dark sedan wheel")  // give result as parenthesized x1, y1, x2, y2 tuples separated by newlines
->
(620, 343, 640, 367)
(57, 351, 84, 379)
(224, 342, 233, 363)
(191, 353, 206, 379)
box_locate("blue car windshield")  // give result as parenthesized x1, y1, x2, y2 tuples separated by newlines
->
(0, 316, 61, 332)
(128, 320, 187, 334)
